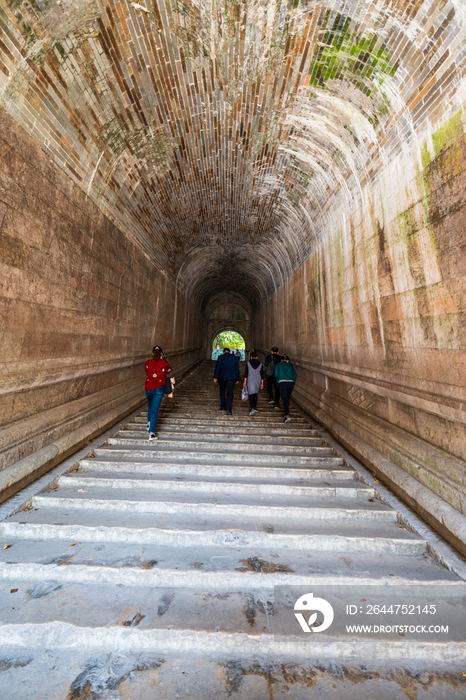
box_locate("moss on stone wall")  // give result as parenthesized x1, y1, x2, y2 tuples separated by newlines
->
(308, 12, 397, 126)
(432, 109, 463, 157)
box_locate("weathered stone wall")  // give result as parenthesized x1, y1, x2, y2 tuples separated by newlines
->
(254, 106, 466, 553)
(0, 109, 205, 500)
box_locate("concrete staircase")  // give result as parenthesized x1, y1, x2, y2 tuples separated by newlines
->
(0, 361, 465, 699)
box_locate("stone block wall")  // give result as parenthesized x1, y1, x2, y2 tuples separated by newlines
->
(0, 109, 205, 501)
(254, 106, 466, 554)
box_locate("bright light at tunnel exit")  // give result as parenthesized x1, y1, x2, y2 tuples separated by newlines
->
(212, 331, 246, 360)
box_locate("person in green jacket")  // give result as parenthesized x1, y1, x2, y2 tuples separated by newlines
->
(274, 354, 297, 423)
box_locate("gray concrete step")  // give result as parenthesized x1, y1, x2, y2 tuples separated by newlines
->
(0, 645, 464, 700)
(59, 471, 371, 497)
(110, 435, 337, 455)
(0, 359, 465, 695)
(145, 412, 311, 424)
(79, 459, 357, 481)
(0, 540, 458, 586)
(128, 421, 320, 436)
(0, 581, 465, 650)
(95, 445, 344, 467)
(123, 427, 324, 444)
(30, 490, 394, 521)
(0, 516, 427, 553)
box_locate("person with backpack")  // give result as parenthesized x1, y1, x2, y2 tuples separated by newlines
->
(274, 354, 297, 423)
(145, 346, 172, 440)
(264, 346, 282, 409)
(243, 351, 264, 416)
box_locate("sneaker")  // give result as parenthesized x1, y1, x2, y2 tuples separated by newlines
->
(268, 400, 274, 404)
(248, 409, 255, 416)
(284, 415, 291, 423)
(253, 408, 259, 413)
(226, 410, 232, 415)
(148, 433, 158, 440)
(274, 406, 280, 410)
(219, 408, 226, 411)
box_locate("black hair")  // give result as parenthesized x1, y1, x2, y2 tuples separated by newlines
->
(271, 346, 279, 352)
(250, 351, 258, 359)
(152, 345, 163, 353)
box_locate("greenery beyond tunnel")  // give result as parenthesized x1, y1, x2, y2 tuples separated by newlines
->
(212, 331, 246, 360)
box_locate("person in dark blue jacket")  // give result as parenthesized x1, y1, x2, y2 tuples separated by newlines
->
(213, 348, 240, 415)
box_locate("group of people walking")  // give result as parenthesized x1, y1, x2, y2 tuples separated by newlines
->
(214, 346, 297, 422)
(144, 344, 297, 440)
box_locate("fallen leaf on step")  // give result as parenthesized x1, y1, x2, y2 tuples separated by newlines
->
(3, 545, 11, 550)
(10, 589, 18, 593)
(78, 489, 87, 493)
(69, 543, 80, 547)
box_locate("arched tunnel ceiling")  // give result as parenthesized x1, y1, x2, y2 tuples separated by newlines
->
(0, 0, 465, 309)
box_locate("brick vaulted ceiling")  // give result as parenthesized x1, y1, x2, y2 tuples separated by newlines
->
(0, 0, 465, 309)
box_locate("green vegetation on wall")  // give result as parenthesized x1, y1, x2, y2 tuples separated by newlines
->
(309, 12, 397, 126)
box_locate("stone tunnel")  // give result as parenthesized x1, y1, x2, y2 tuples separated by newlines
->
(1, 0, 466, 557)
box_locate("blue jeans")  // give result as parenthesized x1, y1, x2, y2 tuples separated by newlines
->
(146, 387, 164, 433)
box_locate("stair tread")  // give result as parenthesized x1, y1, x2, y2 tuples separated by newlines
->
(3, 507, 419, 541)
(33, 486, 388, 513)
(61, 471, 366, 490)
(0, 539, 456, 581)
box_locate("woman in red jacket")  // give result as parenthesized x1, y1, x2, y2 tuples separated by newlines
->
(145, 346, 172, 440)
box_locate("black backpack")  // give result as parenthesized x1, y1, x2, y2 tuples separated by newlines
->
(265, 357, 276, 378)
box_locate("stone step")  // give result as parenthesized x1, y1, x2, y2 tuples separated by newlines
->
(0, 540, 458, 587)
(148, 412, 310, 424)
(122, 428, 324, 445)
(1, 624, 465, 669)
(59, 472, 371, 498)
(141, 417, 314, 430)
(128, 421, 320, 437)
(157, 404, 306, 413)
(0, 646, 464, 699)
(1, 514, 425, 554)
(158, 403, 303, 413)
(110, 435, 337, 455)
(96, 446, 344, 467)
(4, 558, 458, 589)
(79, 459, 356, 481)
(31, 488, 394, 522)
(0, 585, 464, 658)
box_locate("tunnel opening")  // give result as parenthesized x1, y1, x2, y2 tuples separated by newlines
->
(211, 329, 246, 361)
